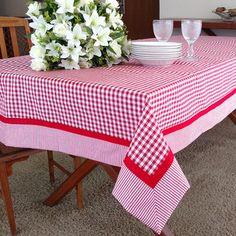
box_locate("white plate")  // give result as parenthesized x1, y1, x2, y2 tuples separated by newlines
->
(136, 57, 181, 67)
(131, 45, 182, 49)
(131, 47, 182, 53)
(131, 47, 182, 52)
(131, 41, 182, 48)
(132, 48, 182, 54)
(132, 51, 182, 59)
(132, 54, 182, 60)
(131, 51, 182, 56)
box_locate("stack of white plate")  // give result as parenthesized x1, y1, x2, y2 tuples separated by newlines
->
(131, 41, 182, 67)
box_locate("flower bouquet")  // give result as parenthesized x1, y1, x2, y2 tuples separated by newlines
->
(27, 0, 130, 71)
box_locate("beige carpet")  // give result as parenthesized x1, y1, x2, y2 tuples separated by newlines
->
(0, 118, 235, 236)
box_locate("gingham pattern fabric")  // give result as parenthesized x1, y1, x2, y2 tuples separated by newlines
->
(126, 102, 170, 175)
(0, 36, 236, 186)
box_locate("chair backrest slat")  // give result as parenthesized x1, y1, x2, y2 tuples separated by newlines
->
(9, 27, 20, 57)
(23, 19, 32, 49)
(0, 27, 8, 58)
(0, 16, 32, 58)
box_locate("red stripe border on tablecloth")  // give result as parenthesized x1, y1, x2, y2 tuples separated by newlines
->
(163, 89, 236, 135)
(0, 115, 130, 147)
(124, 151, 174, 188)
(0, 89, 235, 147)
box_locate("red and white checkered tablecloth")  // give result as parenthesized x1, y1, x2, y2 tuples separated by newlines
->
(0, 36, 236, 233)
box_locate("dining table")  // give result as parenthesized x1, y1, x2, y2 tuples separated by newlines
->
(0, 35, 236, 235)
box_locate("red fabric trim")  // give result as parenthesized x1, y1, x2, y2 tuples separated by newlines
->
(163, 89, 236, 135)
(124, 151, 174, 188)
(0, 89, 235, 147)
(0, 115, 130, 147)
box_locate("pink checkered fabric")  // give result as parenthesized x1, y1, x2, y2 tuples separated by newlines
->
(0, 36, 236, 187)
(1, 36, 236, 233)
(126, 102, 170, 175)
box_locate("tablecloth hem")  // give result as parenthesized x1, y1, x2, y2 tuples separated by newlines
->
(124, 151, 174, 188)
(112, 158, 190, 234)
(163, 88, 236, 135)
(0, 115, 130, 147)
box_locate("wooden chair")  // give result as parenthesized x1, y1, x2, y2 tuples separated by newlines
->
(0, 16, 83, 235)
(0, 148, 84, 236)
(0, 144, 51, 235)
(0, 16, 32, 58)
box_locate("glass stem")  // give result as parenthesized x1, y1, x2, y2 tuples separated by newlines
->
(187, 42, 194, 58)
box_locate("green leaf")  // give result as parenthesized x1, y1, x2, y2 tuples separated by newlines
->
(107, 45, 116, 55)
(110, 31, 124, 40)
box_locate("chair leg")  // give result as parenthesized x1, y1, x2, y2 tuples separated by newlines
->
(73, 157, 84, 208)
(0, 162, 17, 235)
(47, 151, 55, 184)
(229, 111, 236, 125)
(101, 164, 120, 183)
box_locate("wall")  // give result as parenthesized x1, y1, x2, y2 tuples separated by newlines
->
(0, 0, 235, 36)
(0, 0, 236, 18)
(160, 0, 236, 19)
(0, 0, 27, 17)
(160, 0, 236, 36)
(1, 0, 236, 19)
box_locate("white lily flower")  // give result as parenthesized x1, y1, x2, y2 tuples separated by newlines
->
(109, 40, 122, 58)
(103, 0, 119, 9)
(109, 11, 123, 29)
(46, 41, 61, 57)
(26, 2, 41, 18)
(79, 58, 92, 68)
(51, 13, 74, 24)
(106, 57, 121, 67)
(83, 10, 106, 28)
(30, 45, 46, 59)
(94, 47, 102, 57)
(85, 41, 102, 60)
(121, 38, 131, 55)
(53, 23, 71, 38)
(55, 0, 75, 14)
(77, 0, 94, 8)
(27, 0, 129, 71)
(31, 33, 41, 46)
(31, 58, 47, 71)
(59, 59, 80, 70)
(29, 15, 53, 36)
(66, 24, 87, 47)
(106, 8, 112, 14)
(61, 43, 82, 62)
(91, 26, 112, 47)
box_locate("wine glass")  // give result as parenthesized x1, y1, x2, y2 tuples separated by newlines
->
(181, 19, 202, 61)
(153, 20, 173, 42)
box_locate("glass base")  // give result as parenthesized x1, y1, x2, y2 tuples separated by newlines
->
(181, 56, 199, 62)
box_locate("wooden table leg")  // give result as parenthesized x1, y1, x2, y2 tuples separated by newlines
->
(101, 164, 120, 183)
(229, 110, 236, 125)
(47, 151, 55, 184)
(44, 159, 98, 206)
(153, 225, 174, 236)
(73, 156, 84, 208)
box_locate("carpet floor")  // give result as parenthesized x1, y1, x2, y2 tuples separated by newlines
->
(0, 118, 235, 236)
